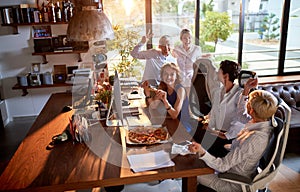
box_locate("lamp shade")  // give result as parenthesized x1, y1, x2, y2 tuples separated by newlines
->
(67, 1, 114, 41)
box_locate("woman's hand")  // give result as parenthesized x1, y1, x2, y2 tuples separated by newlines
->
(155, 89, 167, 102)
(141, 81, 151, 96)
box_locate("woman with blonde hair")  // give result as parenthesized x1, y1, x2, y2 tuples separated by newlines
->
(189, 89, 278, 192)
(142, 62, 192, 132)
(173, 28, 210, 96)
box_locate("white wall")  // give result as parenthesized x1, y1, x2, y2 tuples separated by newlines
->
(0, 1, 95, 124)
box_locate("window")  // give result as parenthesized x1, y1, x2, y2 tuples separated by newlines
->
(103, 0, 300, 77)
(284, 0, 300, 74)
(242, 0, 282, 76)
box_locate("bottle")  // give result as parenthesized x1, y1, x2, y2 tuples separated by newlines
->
(55, 1, 62, 22)
(62, 0, 69, 22)
(42, 3, 49, 22)
(61, 0, 66, 22)
(67, 0, 74, 21)
(39, 4, 44, 23)
(48, 2, 56, 22)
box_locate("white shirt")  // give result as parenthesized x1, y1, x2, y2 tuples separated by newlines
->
(203, 59, 250, 139)
(130, 42, 176, 86)
(173, 44, 202, 87)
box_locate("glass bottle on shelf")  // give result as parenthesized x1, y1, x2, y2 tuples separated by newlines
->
(55, 1, 62, 22)
(67, 0, 74, 21)
(39, 4, 44, 23)
(42, 3, 50, 22)
(48, 1, 56, 22)
(62, 0, 69, 22)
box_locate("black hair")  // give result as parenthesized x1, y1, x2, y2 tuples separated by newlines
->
(220, 60, 241, 82)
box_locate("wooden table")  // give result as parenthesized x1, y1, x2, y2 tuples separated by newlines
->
(0, 92, 213, 192)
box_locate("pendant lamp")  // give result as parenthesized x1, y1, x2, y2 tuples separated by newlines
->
(67, 0, 114, 41)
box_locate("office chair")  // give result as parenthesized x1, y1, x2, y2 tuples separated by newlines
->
(218, 99, 291, 192)
(189, 59, 212, 118)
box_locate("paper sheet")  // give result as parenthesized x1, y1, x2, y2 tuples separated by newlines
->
(127, 150, 175, 172)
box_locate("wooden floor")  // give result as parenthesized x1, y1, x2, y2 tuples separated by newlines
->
(269, 164, 300, 192)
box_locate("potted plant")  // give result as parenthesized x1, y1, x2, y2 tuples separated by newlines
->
(106, 25, 142, 77)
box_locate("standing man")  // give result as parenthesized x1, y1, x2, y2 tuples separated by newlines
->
(130, 31, 176, 87)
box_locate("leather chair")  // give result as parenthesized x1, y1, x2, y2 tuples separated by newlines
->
(218, 99, 291, 192)
(189, 59, 212, 118)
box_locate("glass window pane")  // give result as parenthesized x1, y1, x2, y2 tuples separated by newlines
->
(102, 0, 145, 80)
(242, 0, 282, 76)
(199, 1, 239, 65)
(285, 0, 300, 73)
(152, 0, 195, 47)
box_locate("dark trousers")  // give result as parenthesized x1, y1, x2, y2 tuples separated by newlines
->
(104, 185, 124, 192)
(207, 137, 232, 158)
(193, 122, 232, 158)
(197, 184, 216, 192)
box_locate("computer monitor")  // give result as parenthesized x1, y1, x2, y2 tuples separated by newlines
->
(72, 69, 93, 109)
(106, 70, 125, 126)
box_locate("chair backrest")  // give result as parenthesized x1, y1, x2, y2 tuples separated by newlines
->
(253, 100, 291, 182)
(189, 59, 212, 117)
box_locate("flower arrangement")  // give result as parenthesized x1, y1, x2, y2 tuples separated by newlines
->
(94, 81, 112, 105)
(106, 24, 142, 76)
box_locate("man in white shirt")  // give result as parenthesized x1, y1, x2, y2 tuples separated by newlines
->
(130, 32, 176, 87)
(194, 59, 258, 157)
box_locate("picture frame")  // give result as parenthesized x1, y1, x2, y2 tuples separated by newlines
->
(31, 63, 41, 73)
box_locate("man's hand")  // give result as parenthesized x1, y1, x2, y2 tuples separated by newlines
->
(243, 78, 258, 95)
(141, 30, 153, 44)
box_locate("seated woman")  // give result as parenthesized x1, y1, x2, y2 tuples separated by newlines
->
(142, 62, 192, 133)
(188, 90, 278, 192)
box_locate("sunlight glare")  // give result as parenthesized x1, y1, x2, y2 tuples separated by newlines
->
(123, 0, 134, 16)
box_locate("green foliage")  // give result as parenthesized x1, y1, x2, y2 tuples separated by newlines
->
(106, 25, 142, 75)
(182, 1, 195, 14)
(258, 13, 280, 42)
(202, 44, 215, 53)
(200, 11, 234, 51)
(153, 0, 179, 14)
(153, 0, 195, 15)
(201, 0, 214, 18)
(94, 90, 112, 104)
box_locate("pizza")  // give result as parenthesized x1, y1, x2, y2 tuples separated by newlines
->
(127, 127, 168, 144)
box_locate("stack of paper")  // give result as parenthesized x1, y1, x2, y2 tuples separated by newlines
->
(127, 150, 175, 172)
(126, 116, 152, 127)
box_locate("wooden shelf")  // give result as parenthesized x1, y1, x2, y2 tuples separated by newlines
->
(12, 83, 73, 96)
(32, 48, 89, 63)
(1, 22, 68, 34)
(2, 22, 68, 26)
